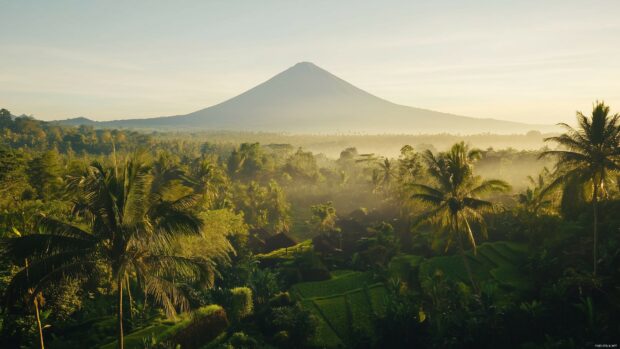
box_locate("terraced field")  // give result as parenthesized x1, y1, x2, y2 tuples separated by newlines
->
(291, 270, 387, 347)
(255, 239, 313, 260)
(418, 241, 532, 292)
(288, 242, 529, 347)
(292, 270, 373, 298)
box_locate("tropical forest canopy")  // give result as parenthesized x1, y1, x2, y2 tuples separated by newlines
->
(0, 103, 619, 348)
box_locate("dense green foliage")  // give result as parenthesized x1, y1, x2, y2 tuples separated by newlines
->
(0, 102, 619, 348)
(230, 287, 254, 321)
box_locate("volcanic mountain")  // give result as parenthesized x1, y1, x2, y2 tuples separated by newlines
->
(59, 62, 553, 134)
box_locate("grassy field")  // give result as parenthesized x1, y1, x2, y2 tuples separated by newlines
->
(291, 270, 387, 347)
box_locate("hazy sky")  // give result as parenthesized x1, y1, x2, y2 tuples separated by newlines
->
(1, 0, 619, 124)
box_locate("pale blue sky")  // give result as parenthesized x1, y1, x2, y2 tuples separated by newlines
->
(1, 0, 619, 123)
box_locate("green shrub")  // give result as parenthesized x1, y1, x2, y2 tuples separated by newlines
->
(171, 305, 229, 349)
(269, 291, 293, 307)
(231, 287, 254, 320)
(227, 331, 258, 348)
(249, 268, 281, 305)
(272, 330, 289, 346)
(46, 277, 83, 322)
(270, 304, 318, 347)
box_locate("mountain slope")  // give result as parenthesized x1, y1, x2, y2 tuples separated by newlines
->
(58, 62, 554, 134)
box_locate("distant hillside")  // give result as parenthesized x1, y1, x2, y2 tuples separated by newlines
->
(56, 116, 98, 126)
(56, 62, 556, 134)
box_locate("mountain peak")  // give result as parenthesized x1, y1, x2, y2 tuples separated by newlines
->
(285, 61, 328, 75)
(292, 61, 318, 68)
(66, 62, 555, 134)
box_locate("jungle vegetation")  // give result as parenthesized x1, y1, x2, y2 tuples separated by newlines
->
(0, 102, 619, 348)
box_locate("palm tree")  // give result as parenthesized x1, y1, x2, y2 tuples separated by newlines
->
(191, 157, 230, 209)
(376, 158, 395, 189)
(365, 157, 395, 194)
(541, 101, 620, 276)
(517, 167, 555, 216)
(411, 142, 511, 290)
(2, 156, 205, 349)
(370, 169, 382, 194)
(397, 145, 422, 185)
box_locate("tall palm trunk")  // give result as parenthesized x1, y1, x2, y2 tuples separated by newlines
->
(455, 215, 477, 292)
(25, 259, 45, 349)
(117, 278, 124, 349)
(592, 179, 599, 277)
(34, 297, 44, 349)
(112, 138, 118, 178)
(126, 276, 134, 321)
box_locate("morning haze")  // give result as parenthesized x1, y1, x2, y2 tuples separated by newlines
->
(1, 2, 620, 349)
(1, 1, 619, 125)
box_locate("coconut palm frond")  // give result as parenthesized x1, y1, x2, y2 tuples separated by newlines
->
(411, 205, 448, 227)
(36, 216, 96, 241)
(470, 179, 511, 196)
(151, 203, 203, 238)
(539, 150, 589, 164)
(463, 197, 494, 211)
(4, 251, 96, 306)
(2, 234, 96, 262)
(143, 255, 203, 281)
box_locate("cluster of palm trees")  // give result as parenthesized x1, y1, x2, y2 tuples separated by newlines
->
(410, 101, 619, 289)
(3, 157, 209, 349)
(516, 167, 554, 216)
